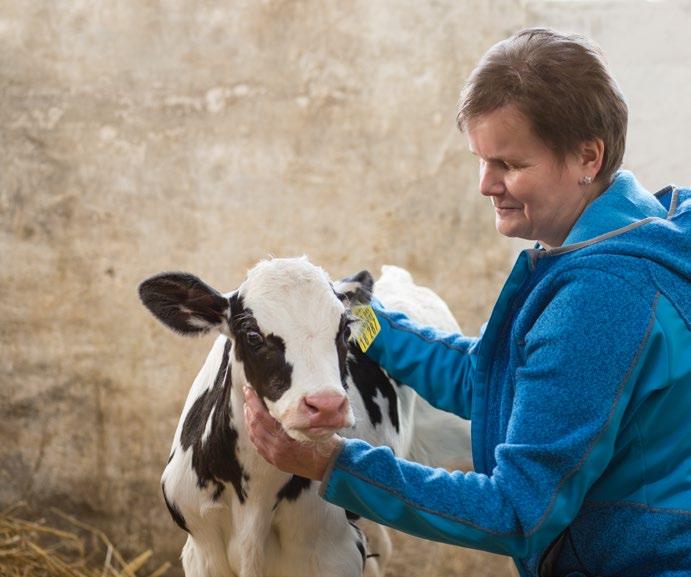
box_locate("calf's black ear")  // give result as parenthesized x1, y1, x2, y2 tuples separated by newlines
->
(334, 270, 374, 305)
(138, 272, 230, 336)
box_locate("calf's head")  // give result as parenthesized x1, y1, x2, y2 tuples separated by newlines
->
(139, 257, 373, 442)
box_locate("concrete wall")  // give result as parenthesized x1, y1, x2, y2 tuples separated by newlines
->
(2, 0, 689, 571)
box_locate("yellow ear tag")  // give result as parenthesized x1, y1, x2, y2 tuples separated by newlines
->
(351, 305, 381, 353)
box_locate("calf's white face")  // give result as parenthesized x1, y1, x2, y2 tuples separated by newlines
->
(230, 259, 356, 440)
(139, 257, 368, 442)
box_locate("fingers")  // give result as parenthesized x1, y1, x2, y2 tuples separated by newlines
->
(241, 385, 341, 480)
(242, 386, 289, 466)
(243, 385, 266, 419)
(243, 386, 280, 432)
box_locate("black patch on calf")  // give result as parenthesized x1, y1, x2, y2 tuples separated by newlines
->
(347, 346, 399, 432)
(349, 521, 367, 570)
(162, 481, 189, 533)
(229, 294, 293, 403)
(357, 541, 366, 570)
(180, 338, 249, 503)
(336, 313, 351, 388)
(274, 475, 312, 506)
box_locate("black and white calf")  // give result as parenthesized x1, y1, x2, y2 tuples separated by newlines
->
(139, 257, 462, 577)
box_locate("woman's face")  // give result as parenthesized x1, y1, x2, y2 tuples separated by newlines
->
(466, 105, 599, 248)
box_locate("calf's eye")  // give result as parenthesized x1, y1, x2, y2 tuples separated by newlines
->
(246, 331, 264, 348)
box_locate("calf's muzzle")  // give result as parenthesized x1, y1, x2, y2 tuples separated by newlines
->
(300, 392, 350, 430)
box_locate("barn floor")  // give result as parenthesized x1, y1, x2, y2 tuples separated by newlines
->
(1, 501, 516, 577)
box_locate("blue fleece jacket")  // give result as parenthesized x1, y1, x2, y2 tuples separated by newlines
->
(320, 171, 691, 577)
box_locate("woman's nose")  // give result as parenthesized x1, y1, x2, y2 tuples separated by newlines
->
(479, 162, 506, 197)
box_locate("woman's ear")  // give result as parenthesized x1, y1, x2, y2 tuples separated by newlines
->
(578, 137, 605, 179)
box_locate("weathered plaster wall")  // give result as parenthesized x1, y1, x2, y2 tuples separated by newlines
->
(0, 1, 524, 566)
(1, 0, 689, 572)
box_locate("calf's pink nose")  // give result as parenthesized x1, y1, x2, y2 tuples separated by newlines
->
(301, 393, 349, 427)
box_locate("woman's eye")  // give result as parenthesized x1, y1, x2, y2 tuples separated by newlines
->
(246, 331, 264, 348)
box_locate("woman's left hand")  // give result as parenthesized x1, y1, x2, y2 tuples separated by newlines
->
(242, 386, 343, 481)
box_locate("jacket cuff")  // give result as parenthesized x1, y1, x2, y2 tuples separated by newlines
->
(318, 436, 346, 497)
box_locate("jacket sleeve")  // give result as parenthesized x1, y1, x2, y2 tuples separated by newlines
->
(364, 299, 479, 419)
(323, 270, 660, 558)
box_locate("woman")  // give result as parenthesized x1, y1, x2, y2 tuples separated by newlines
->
(243, 28, 691, 576)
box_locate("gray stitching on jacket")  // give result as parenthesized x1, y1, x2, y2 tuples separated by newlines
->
(582, 499, 691, 516)
(332, 462, 520, 536)
(544, 217, 658, 257)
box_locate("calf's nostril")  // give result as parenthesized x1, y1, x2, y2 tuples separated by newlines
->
(302, 393, 349, 422)
(304, 399, 320, 416)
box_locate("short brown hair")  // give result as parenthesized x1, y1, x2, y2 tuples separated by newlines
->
(457, 28, 628, 184)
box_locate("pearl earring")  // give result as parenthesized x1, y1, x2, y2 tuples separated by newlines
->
(579, 175, 593, 185)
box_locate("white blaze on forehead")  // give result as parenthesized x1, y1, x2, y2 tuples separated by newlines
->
(239, 257, 344, 340)
(238, 258, 350, 426)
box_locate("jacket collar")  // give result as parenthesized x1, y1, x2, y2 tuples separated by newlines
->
(561, 170, 667, 246)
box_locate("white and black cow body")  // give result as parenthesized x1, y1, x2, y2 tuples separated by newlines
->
(139, 258, 462, 577)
